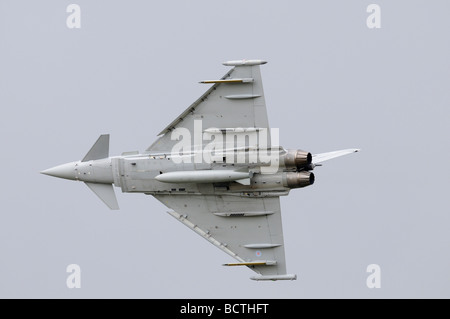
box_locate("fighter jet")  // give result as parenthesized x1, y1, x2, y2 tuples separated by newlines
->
(41, 60, 359, 281)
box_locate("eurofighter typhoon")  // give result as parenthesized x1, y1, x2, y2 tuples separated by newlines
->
(42, 60, 359, 281)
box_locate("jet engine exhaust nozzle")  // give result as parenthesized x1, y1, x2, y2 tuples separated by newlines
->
(285, 171, 315, 189)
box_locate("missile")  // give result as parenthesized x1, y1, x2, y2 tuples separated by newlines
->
(155, 170, 250, 184)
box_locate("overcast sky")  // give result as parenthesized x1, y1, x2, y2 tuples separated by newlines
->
(1, 0, 449, 298)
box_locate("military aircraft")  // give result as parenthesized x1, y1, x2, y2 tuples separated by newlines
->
(41, 60, 359, 281)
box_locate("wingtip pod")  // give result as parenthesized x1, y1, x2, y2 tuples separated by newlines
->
(223, 59, 268, 66)
(250, 274, 297, 281)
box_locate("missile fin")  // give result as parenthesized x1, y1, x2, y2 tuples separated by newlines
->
(235, 178, 251, 185)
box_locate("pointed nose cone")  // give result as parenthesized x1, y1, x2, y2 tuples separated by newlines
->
(41, 162, 77, 181)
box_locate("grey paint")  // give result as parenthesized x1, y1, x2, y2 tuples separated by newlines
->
(41, 62, 355, 280)
(85, 182, 119, 210)
(82, 134, 109, 162)
(148, 64, 270, 151)
(1, 0, 450, 298)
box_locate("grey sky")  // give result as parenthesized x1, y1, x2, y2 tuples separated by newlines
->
(1, 0, 449, 298)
